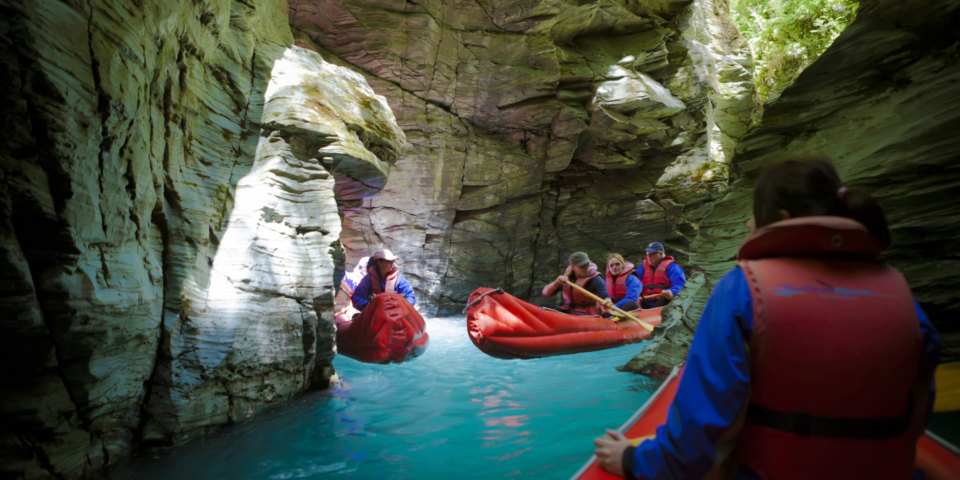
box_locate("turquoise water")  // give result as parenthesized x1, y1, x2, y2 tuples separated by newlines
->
(117, 317, 660, 479)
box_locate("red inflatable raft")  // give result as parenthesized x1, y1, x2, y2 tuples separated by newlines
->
(335, 293, 428, 364)
(571, 364, 960, 480)
(465, 287, 661, 359)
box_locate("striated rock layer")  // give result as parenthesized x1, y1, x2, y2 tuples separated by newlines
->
(3, 0, 758, 475)
(0, 1, 402, 477)
(5, 0, 957, 477)
(290, 0, 759, 312)
(622, 0, 960, 376)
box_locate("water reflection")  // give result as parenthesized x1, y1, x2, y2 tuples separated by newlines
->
(115, 317, 658, 480)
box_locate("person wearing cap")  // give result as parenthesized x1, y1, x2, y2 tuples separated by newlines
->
(542, 251, 608, 316)
(351, 249, 416, 310)
(638, 241, 686, 308)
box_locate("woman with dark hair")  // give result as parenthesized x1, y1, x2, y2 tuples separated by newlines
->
(749, 154, 891, 247)
(593, 155, 940, 479)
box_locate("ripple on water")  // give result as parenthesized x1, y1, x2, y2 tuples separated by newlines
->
(115, 316, 659, 480)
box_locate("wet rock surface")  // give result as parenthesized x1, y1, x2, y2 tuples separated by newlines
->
(1, 2, 401, 477)
(2, 0, 958, 477)
(290, 0, 758, 313)
(621, 0, 960, 376)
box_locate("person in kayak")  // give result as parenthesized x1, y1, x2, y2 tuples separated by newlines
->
(542, 251, 608, 315)
(351, 249, 416, 310)
(593, 155, 940, 479)
(637, 241, 686, 308)
(603, 253, 642, 311)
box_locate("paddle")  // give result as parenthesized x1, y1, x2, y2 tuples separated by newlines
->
(561, 278, 655, 332)
(934, 362, 960, 412)
(641, 292, 667, 303)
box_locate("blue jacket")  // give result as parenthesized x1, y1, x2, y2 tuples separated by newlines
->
(350, 272, 416, 310)
(586, 276, 609, 302)
(625, 267, 940, 479)
(663, 262, 685, 297)
(614, 274, 643, 309)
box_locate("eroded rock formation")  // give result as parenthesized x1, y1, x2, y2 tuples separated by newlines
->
(622, 0, 960, 375)
(1, 1, 402, 477)
(3, 0, 957, 478)
(290, 0, 758, 312)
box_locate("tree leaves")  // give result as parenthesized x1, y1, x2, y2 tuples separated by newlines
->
(730, 0, 859, 103)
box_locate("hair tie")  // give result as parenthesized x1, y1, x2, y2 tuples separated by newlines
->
(837, 186, 848, 199)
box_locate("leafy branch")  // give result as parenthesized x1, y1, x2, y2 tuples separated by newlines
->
(730, 0, 859, 102)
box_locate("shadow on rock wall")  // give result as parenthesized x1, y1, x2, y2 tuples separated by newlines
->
(0, 2, 403, 477)
(624, 0, 960, 375)
(290, 0, 759, 315)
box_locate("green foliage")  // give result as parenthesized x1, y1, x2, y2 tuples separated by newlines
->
(730, 0, 859, 102)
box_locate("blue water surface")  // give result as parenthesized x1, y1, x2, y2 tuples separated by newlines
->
(116, 317, 660, 479)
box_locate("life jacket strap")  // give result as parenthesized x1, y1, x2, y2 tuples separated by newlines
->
(746, 400, 911, 438)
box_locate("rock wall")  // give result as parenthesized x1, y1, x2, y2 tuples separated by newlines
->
(10, 0, 956, 477)
(290, 0, 759, 313)
(622, 0, 960, 375)
(0, 1, 402, 477)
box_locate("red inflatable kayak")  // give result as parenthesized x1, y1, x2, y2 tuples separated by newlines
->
(465, 287, 661, 359)
(571, 364, 960, 480)
(571, 364, 682, 480)
(335, 293, 428, 363)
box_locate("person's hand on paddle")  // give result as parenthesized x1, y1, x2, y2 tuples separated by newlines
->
(593, 429, 630, 476)
(602, 298, 615, 315)
(662, 290, 674, 300)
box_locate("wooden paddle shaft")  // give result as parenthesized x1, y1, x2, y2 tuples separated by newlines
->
(561, 278, 654, 332)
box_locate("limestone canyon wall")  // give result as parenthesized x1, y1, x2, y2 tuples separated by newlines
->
(1, 0, 403, 477)
(6, 0, 957, 477)
(290, 0, 759, 313)
(622, 0, 960, 375)
(3, 0, 758, 475)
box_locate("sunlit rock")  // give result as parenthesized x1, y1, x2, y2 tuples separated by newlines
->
(594, 67, 685, 119)
(260, 46, 402, 199)
(144, 45, 404, 444)
(12, 0, 957, 477)
(0, 2, 403, 477)
(291, 0, 759, 313)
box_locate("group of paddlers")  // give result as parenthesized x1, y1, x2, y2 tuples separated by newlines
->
(333, 154, 942, 480)
(540, 242, 687, 316)
(338, 241, 688, 321)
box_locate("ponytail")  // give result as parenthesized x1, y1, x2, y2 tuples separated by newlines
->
(841, 187, 891, 248)
(753, 154, 890, 248)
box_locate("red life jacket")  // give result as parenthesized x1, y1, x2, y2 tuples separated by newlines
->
(640, 256, 675, 297)
(561, 268, 602, 315)
(733, 216, 925, 480)
(367, 265, 399, 294)
(605, 262, 638, 301)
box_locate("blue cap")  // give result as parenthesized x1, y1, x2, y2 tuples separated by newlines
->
(645, 242, 665, 253)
